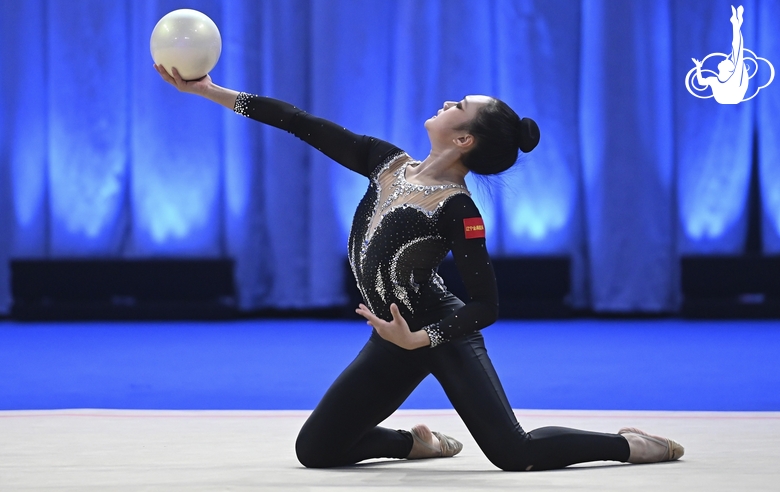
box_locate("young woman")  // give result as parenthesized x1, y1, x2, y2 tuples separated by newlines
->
(155, 64, 684, 471)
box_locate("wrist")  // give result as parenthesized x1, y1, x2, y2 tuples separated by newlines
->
(198, 81, 219, 98)
(410, 329, 431, 349)
(421, 323, 446, 348)
(197, 83, 240, 111)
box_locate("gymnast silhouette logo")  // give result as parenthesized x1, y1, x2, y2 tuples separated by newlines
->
(685, 5, 774, 104)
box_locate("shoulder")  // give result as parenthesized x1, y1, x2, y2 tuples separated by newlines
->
(437, 192, 481, 233)
(437, 193, 487, 242)
(440, 192, 480, 218)
(369, 147, 409, 179)
(368, 137, 404, 163)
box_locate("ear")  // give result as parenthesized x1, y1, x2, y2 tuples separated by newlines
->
(453, 134, 475, 151)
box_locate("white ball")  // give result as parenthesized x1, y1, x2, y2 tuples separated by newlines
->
(150, 9, 222, 81)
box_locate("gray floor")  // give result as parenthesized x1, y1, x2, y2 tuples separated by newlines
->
(1, 409, 778, 491)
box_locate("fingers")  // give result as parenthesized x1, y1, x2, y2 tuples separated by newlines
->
(356, 303, 370, 315)
(355, 303, 380, 325)
(152, 64, 187, 88)
(153, 64, 177, 85)
(171, 66, 185, 85)
(355, 303, 408, 338)
(389, 303, 402, 321)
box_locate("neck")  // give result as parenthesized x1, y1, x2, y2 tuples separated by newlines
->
(408, 148, 468, 186)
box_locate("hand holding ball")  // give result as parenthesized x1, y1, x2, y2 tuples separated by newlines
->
(150, 9, 221, 81)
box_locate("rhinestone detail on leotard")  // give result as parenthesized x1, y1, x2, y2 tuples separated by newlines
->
(234, 92, 253, 116)
(347, 153, 470, 328)
(422, 323, 446, 348)
(228, 93, 497, 349)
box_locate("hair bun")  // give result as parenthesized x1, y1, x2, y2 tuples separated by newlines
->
(517, 117, 540, 153)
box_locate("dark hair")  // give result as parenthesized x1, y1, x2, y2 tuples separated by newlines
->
(459, 98, 540, 176)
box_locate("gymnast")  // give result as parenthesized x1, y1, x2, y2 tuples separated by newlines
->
(692, 5, 749, 104)
(155, 63, 684, 470)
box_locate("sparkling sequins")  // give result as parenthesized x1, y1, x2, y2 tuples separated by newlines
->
(431, 272, 447, 293)
(409, 271, 420, 293)
(389, 235, 437, 313)
(233, 92, 254, 116)
(360, 161, 469, 262)
(375, 269, 387, 303)
(346, 152, 475, 344)
(422, 323, 446, 347)
(235, 93, 490, 347)
(381, 160, 466, 214)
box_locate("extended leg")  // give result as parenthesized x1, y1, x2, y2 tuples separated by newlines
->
(730, 5, 744, 66)
(295, 332, 429, 468)
(428, 332, 630, 471)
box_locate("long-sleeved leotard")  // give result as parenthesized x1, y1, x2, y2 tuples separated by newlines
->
(234, 92, 498, 347)
(233, 92, 629, 470)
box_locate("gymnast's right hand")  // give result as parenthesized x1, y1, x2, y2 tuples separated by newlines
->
(153, 64, 211, 96)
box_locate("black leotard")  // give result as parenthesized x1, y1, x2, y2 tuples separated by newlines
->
(234, 93, 630, 470)
(234, 93, 499, 347)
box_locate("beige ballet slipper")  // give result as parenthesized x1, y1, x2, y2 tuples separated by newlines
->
(407, 424, 463, 459)
(618, 427, 685, 464)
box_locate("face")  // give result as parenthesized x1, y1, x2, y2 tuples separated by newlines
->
(425, 95, 493, 149)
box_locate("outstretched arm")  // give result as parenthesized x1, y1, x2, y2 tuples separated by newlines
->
(692, 59, 711, 87)
(154, 65, 398, 177)
(232, 93, 396, 177)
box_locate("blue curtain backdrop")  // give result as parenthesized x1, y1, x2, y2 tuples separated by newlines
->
(1, 0, 778, 315)
(580, 0, 677, 311)
(758, 0, 780, 253)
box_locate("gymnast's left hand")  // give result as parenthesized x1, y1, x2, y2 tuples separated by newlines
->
(355, 303, 431, 350)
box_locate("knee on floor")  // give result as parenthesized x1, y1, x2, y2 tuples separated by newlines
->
(295, 431, 335, 468)
(491, 458, 535, 472)
(483, 446, 536, 472)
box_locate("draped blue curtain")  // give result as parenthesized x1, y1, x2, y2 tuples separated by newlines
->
(580, 0, 677, 311)
(0, 121, 9, 314)
(1, 0, 778, 315)
(758, 0, 780, 253)
(675, 0, 756, 254)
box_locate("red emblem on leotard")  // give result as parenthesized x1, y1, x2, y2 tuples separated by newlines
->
(463, 218, 486, 239)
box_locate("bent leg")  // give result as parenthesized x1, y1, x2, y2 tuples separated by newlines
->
(429, 332, 629, 471)
(520, 426, 630, 470)
(296, 332, 429, 468)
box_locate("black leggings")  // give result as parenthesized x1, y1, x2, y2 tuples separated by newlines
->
(295, 330, 630, 470)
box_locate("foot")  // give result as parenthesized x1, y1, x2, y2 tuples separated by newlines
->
(407, 424, 463, 459)
(731, 5, 743, 26)
(618, 427, 685, 464)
